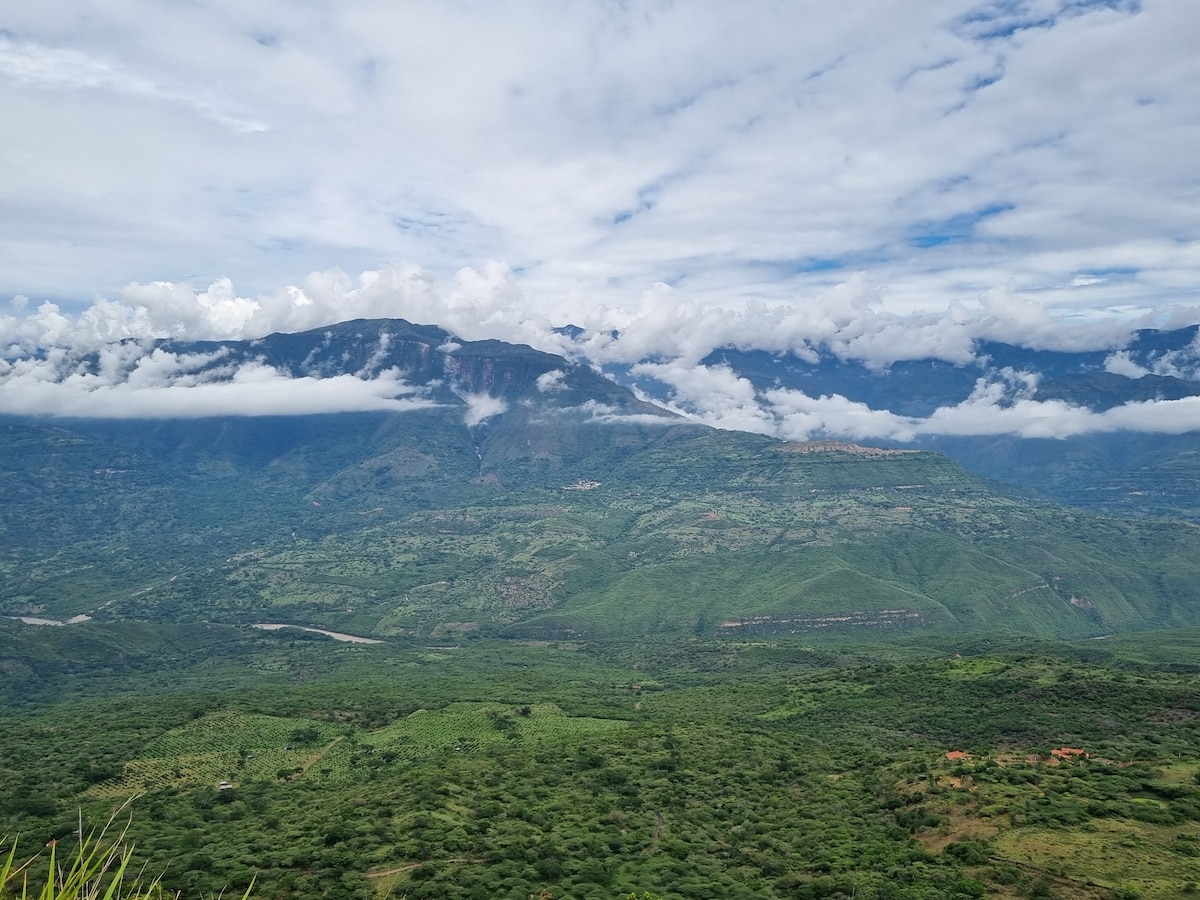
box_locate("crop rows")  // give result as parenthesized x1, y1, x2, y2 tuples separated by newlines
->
(88, 712, 344, 796)
(89, 703, 630, 793)
(142, 712, 340, 756)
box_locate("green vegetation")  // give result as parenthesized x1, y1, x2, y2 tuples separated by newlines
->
(87, 704, 629, 795)
(2, 627, 1199, 899)
(4, 329, 1200, 898)
(8, 423, 1200, 646)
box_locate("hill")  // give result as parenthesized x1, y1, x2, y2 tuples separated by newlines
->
(3, 619, 1200, 899)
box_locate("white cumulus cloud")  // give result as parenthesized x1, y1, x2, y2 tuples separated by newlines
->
(1, 1, 1199, 325)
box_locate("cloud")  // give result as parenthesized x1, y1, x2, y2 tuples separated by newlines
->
(917, 394, 1200, 440)
(356, 332, 392, 376)
(6, 0, 1200, 454)
(573, 400, 678, 426)
(0, 265, 573, 359)
(630, 360, 777, 434)
(0, 34, 269, 133)
(535, 369, 566, 392)
(1143, 331, 1200, 380)
(459, 392, 507, 427)
(1104, 350, 1149, 379)
(764, 387, 916, 443)
(618, 353, 1200, 443)
(569, 276, 1150, 369)
(1, 1, 1198, 324)
(0, 345, 434, 418)
(2, 266, 1199, 438)
(10, 263, 1139, 372)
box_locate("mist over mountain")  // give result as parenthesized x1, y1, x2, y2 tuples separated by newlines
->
(607, 323, 1200, 519)
(6, 277, 1200, 434)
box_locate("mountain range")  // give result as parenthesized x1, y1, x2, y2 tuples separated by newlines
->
(4, 316, 1200, 645)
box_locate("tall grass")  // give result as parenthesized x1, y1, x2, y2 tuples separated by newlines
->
(1, 805, 252, 900)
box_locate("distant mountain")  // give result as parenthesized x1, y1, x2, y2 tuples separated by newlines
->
(36, 317, 680, 482)
(689, 326, 1200, 417)
(610, 325, 1200, 519)
(5, 318, 1200, 643)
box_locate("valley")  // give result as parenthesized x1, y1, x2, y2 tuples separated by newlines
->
(2, 319, 1199, 900)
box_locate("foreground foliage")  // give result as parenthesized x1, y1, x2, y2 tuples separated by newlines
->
(2, 810, 171, 900)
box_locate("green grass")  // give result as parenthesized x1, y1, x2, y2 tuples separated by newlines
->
(86, 704, 631, 793)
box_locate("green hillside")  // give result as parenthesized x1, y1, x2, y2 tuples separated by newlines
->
(6, 409, 1200, 642)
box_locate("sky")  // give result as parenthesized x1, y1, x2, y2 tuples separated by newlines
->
(3, 0, 1200, 435)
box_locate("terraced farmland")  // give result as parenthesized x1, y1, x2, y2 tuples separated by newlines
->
(88, 704, 631, 793)
(88, 712, 343, 795)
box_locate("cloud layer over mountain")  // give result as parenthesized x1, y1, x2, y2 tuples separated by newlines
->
(0, 340, 435, 419)
(0, 265, 1175, 365)
(3, 266, 1200, 439)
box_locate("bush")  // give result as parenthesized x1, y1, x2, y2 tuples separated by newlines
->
(944, 840, 989, 865)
